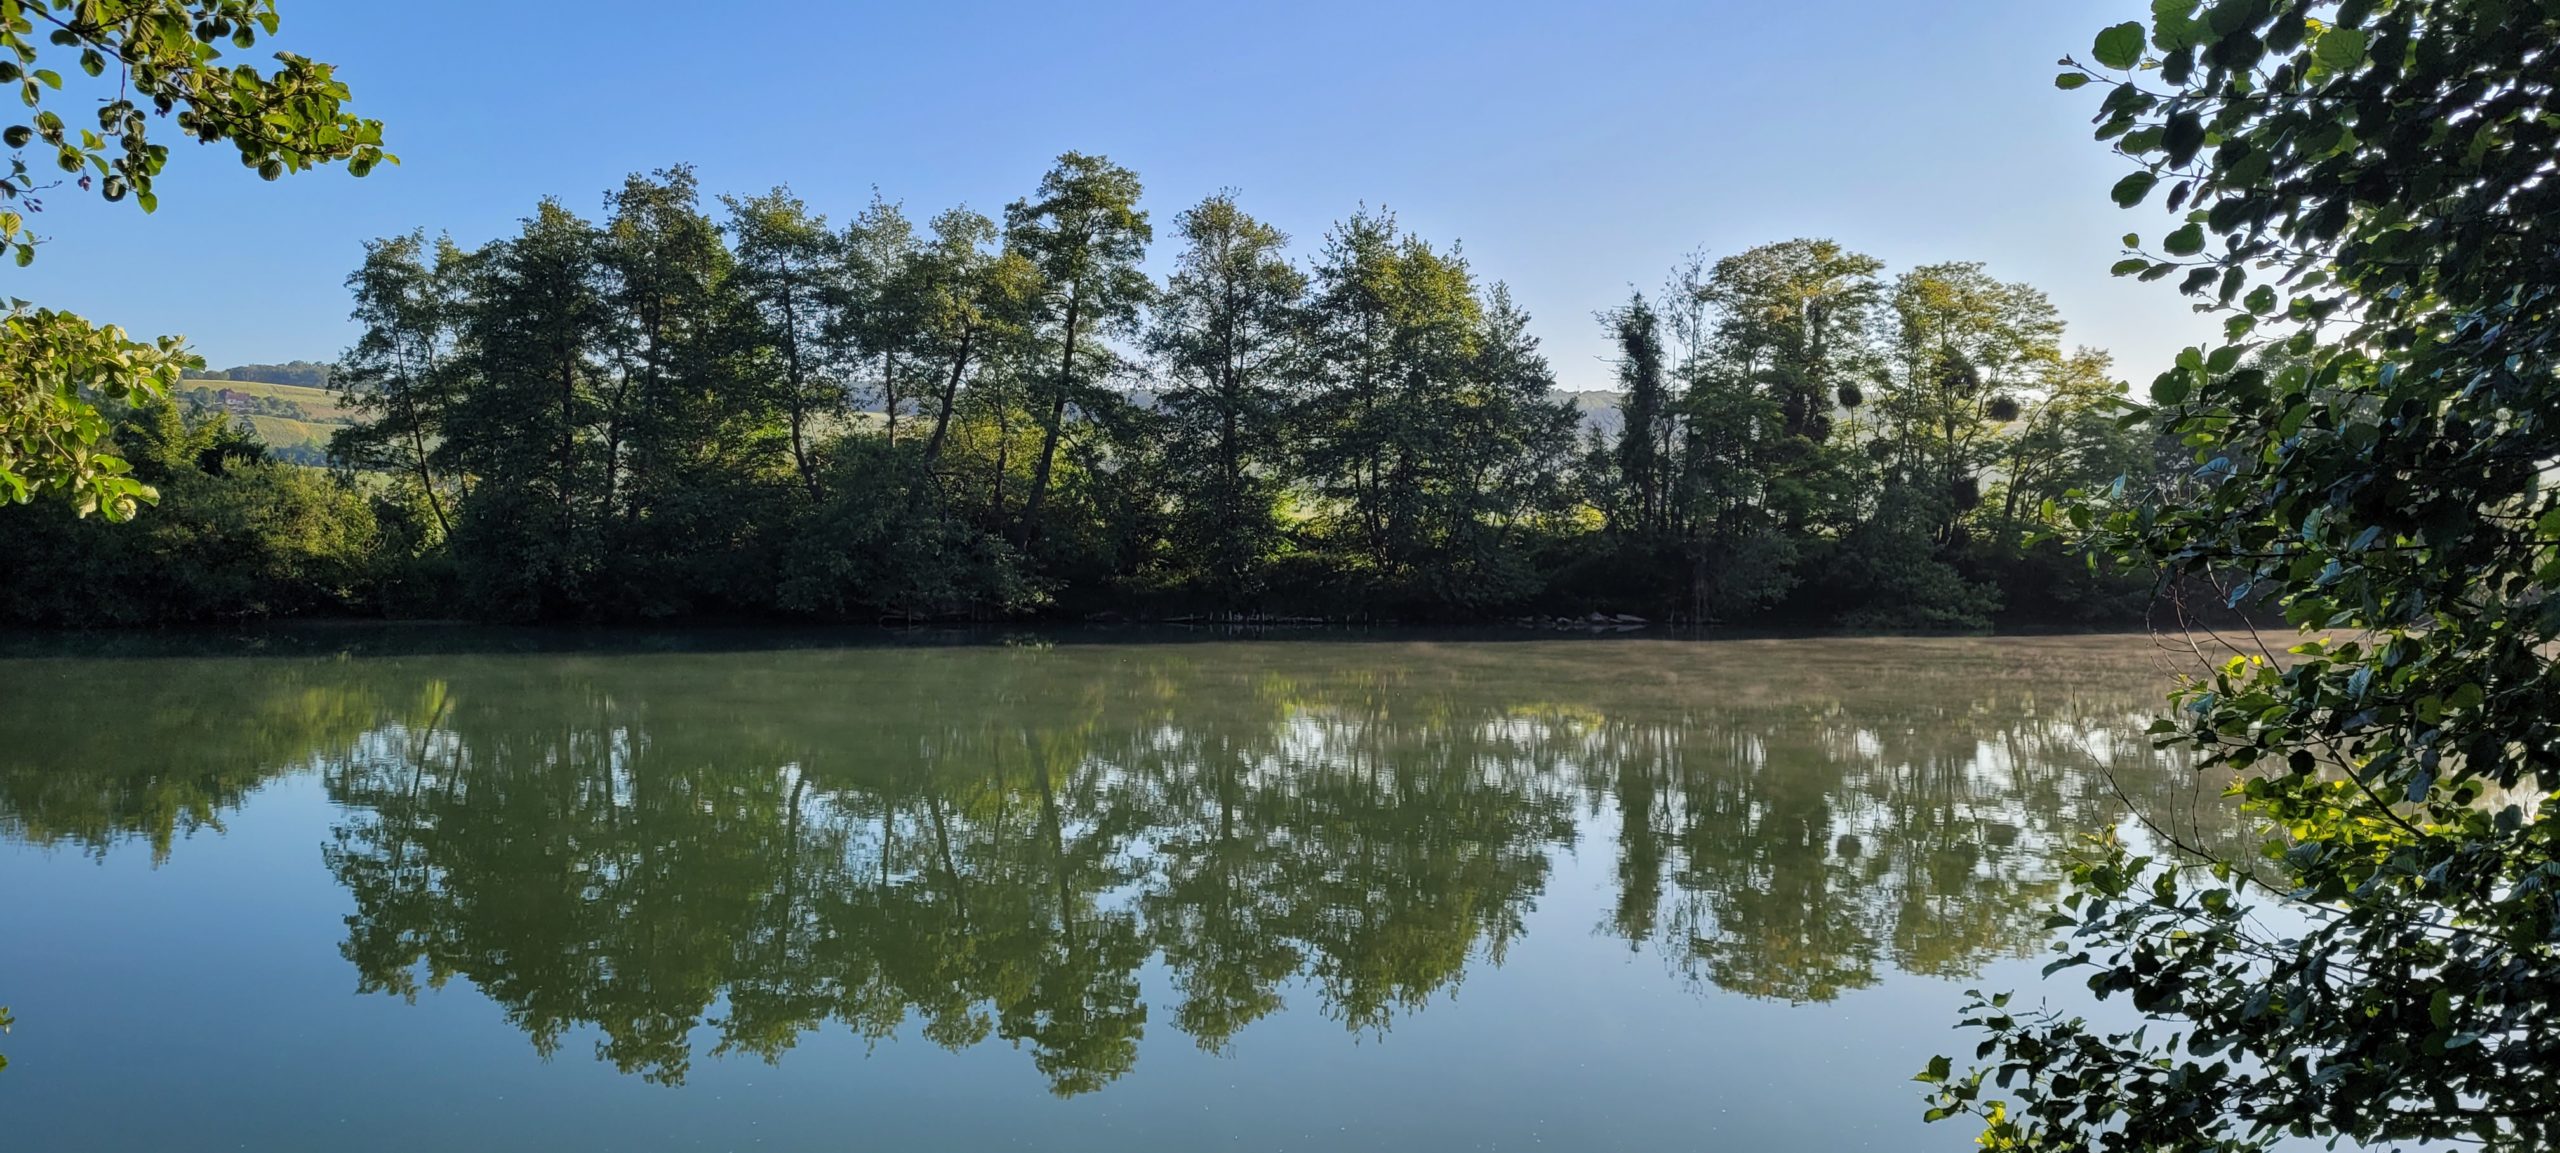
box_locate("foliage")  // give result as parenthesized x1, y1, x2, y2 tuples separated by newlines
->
(0, 397, 378, 623)
(0, 307, 189, 519)
(1147, 192, 1306, 606)
(774, 437, 1026, 620)
(1561, 239, 2148, 626)
(1294, 210, 1582, 614)
(0, 0, 382, 525)
(14, 147, 2163, 628)
(1003, 152, 1153, 548)
(1926, 2, 2560, 1150)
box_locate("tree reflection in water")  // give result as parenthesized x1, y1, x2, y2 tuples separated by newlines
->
(0, 637, 2242, 1095)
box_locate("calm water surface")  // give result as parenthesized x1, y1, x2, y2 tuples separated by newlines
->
(0, 633, 2237, 1151)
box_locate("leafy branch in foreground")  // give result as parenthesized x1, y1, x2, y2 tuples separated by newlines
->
(0, 0, 387, 521)
(1926, 1, 2560, 1149)
(0, 306, 188, 519)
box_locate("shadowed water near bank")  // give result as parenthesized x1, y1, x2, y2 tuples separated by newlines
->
(0, 633, 2236, 1151)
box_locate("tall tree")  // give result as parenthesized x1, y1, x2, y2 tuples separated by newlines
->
(1004, 153, 1152, 545)
(1446, 284, 1582, 599)
(1693, 239, 1886, 534)
(1302, 211, 1574, 611)
(1604, 292, 1671, 535)
(1669, 351, 1793, 622)
(911, 207, 1038, 469)
(844, 195, 922, 440)
(1875, 262, 2061, 541)
(724, 187, 846, 496)
(1147, 192, 1307, 605)
(597, 165, 733, 521)
(332, 231, 470, 538)
(445, 199, 610, 618)
(1299, 208, 1403, 567)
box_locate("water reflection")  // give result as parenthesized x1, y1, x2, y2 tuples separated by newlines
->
(0, 637, 2239, 1096)
(0, 658, 395, 862)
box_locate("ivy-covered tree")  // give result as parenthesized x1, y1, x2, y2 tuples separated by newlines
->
(1603, 292, 1671, 536)
(1926, 2, 2560, 1149)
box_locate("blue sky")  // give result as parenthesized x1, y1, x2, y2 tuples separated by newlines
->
(17, 0, 2208, 392)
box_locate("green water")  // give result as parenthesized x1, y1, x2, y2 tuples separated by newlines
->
(0, 633, 2232, 1151)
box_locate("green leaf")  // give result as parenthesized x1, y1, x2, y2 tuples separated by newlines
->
(2056, 72, 2091, 90)
(2315, 27, 2369, 72)
(2112, 171, 2159, 207)
(2162, 112, 2204, 167)
(2093, 22, 2147, 69)
(2111, 258, 2151, 276)
(2163, 223, 2206, 256)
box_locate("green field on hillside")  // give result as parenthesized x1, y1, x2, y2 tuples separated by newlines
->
(172, 379, 350, 465)
(175, 378, 353, 423)
(238, 414, 338, 452)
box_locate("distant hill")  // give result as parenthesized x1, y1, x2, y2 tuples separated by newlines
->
(194, 360, 333, 389)
(162, 369, 1630, 467)
(1563, 391, 1625, 439)
(1114, 386, 1627, 438)
(174, 375, 350, 467)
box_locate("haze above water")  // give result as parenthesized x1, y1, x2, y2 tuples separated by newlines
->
(0, 634, 2238, 1152)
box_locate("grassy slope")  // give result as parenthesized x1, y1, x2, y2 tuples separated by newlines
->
(175, 379, 353, 421)
(238, 414, 336, 452)
(174, 379, 350, 453)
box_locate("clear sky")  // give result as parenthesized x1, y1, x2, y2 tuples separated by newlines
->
(18, 0, 2209, 392)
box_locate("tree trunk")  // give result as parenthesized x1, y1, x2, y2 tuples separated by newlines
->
(779, 268, 818, 498)
(405, 396, 451, 539)
(1019, 282, 1083, 544)
(991, 401, 1009, 526)
(556, 356, 578, 529)
(879, 348, 900, 443)
(924, 323, 975, 467)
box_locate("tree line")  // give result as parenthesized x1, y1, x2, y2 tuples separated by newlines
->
(0, 154, 2163, 627)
